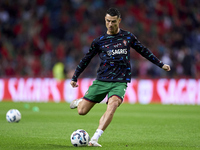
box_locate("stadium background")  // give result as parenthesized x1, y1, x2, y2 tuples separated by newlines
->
(0, 0, 200, 104)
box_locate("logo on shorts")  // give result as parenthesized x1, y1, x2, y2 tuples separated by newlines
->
(85, 91, 89, 95)
(122, 88, 126, 99)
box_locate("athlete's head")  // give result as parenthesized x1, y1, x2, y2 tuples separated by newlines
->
(105, 8, 121, 35)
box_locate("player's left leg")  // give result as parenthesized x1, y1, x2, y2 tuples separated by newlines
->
(89, 96, 122, 147)
(98, 96, 122, 131)
(89, 82, 127, 147)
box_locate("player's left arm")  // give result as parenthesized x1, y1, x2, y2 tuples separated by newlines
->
(130, 34, 170, 70)
(162, 64, 171, 71)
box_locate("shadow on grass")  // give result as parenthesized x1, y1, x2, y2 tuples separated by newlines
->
(46, 144, 96, 149)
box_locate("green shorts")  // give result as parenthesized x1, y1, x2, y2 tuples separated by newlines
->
(83, 80, 127, 103)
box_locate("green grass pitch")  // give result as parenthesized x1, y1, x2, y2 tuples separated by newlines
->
(0, 101, 200, 150)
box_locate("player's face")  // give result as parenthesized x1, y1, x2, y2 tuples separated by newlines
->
(105, 14, 121, 35)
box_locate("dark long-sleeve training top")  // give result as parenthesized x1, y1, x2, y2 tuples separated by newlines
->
(72, 29, 164, 83)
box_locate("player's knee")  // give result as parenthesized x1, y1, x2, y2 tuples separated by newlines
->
(78, 111, 86, 116)
(77, 108, 88, 115)
(77, 100, 95, 115)
(108, 96, 122, 107)
(109, 100, 119, 108)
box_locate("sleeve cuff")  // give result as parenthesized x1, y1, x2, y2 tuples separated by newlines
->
(72, 78, 77, 82)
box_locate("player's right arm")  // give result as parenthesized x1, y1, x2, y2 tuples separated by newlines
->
(70, 81, 78, 88)
(71, 39, 99, 87)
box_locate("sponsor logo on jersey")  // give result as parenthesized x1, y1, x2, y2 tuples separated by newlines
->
(104, 43, 112, 47)
(107, 48, 127, 56)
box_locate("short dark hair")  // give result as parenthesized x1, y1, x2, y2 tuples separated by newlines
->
(106, 8, 121, 18)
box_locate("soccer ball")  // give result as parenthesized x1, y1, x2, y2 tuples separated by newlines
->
(6, 109, 21, 123)
(70, 129, 90, 147)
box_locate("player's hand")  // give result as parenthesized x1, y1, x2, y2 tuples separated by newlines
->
(162, 64, 171, 71)
(70, 81, 78, 88)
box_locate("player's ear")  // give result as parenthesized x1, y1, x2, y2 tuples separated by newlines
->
(119, 18, 121, 23)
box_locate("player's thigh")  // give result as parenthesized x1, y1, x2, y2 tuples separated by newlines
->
(84, 80, 108, 103)
(108, 82, 127, 104)
(78, 99, 96, 115)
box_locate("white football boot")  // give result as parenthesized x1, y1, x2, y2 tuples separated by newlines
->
(70, 98, 82, 109)
(88, 139, 102, 147)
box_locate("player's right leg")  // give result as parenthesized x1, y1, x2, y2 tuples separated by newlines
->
(70, 98, 96, 115)
(70, 80, 106, 115)
(70, 98, 82, 109)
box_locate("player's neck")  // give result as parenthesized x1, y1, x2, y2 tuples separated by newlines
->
(107, 28, 120, 35)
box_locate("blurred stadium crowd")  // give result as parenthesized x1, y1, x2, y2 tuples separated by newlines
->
(0, 0, 200, 79)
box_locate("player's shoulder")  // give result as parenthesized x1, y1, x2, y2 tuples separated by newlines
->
(91, 33, 105, 43)
(120, 29, 135, 36)
(120, 29, 137, 40)
(96, 33, 107, 41)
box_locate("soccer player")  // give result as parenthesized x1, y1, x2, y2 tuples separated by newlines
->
(70, 8, 171, 147)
